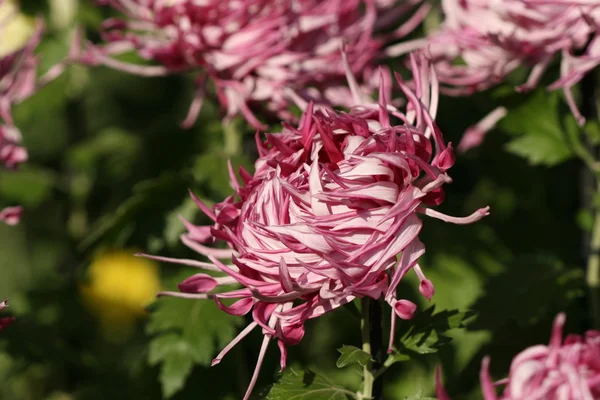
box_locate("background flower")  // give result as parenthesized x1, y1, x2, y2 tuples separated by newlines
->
(81, 250, 162, 342)
(437, 313, 600, 400)
(86, 0, 430, 128)
(0, 299, 15, 331)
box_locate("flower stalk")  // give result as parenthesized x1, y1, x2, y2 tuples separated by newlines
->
(587, 195, 600, 329)
(580, 66, 600, 329)
(360, 298, 374, 400)
(360, 298, 384, 400)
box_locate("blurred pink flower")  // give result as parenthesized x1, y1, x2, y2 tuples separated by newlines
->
(436, 313, 600, 400)
(0, 2, 71, 225)
(389, 0, 600, 149)
(0, 16, 43, 126)
(412, 1, 597, 112)
(145, 52, 489, 400)
(0, 206, 22, 225)
(87, 0, 430, 128)
(0, 124, 27, 169)
(0, 299, 15, 331)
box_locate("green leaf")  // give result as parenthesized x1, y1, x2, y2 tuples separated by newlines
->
(79, 172, 191, 250)
(403, 389, 436, 400)
(576, 209, 594, 233)
(264, 368, 355, 400)
(393, 308, 473, 358)
(148, 334, 195, 398)
(469, 254, 584, 331)
(146, 271, 241, 398)
(163, 196, 201, 248)
(501, 89, 575, 166)
(336, 345, 372, 368)
(0, 166, 57, 207)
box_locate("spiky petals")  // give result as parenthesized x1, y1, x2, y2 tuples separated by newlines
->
(90, 0, 390, 128)
(154, 53, 487, 400)
(436, 313, 600, 400)
(0, 299, 14, 331)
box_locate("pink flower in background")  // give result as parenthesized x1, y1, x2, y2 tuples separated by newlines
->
(389, 0, 600, 149)
(88, 0, 430, 128)
(0, 1, 70, 225)
(0, 124, 27, 169)
(145, 52, 489, 400)
(0, 299, 15, 331)
(436, 313, 600, 400)
(0, 206, 22, 225)
(0, 13, 43, 126)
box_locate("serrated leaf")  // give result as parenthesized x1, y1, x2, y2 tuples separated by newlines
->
(336, 345, 372, 368)
(505, 134, 574, 166)
(401, 308, 472, 354)
(501, 89, 575, 166)
(156, 340, 195, 398)
(147, 271, 241, 398)
(264, 368, 355, 400)
(385, 350, 410, 364)
(403, 389, 436, 400)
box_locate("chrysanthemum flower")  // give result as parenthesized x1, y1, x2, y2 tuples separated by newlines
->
(0, 206, 22, 225)
(144, 52, 488, 400)
(0, 0, 70, 225)
(0, 124, 27, 169)
(0, 299, 15, 331)
(87, 0, 430, 128)
(81, 250, 162, 342)
(0, 0, 43, 126)
(389, 0, 600, 149)
(437, 313, 600, 400)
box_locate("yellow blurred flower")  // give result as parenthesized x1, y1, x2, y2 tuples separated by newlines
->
(80, 250, 161, 342)
(0, 0, 36, 58)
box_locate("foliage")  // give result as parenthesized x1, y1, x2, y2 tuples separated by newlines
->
(0, 1, 596, 400)
(263, 369, 355, 400)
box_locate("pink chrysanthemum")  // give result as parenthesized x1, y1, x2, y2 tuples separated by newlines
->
(0, 1, 71, 225)
(390, 0, 600, 149)
(144, 52, 488, 400)
(0, 123, 27, 169)
(87, 0, 430, 128)
(437, 313, 600, 400)
(0, 299, 15, 331)
(0, 13, 43, 126)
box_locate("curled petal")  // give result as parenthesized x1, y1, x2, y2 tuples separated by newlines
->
(435, 366, 453, 400)
(394, 299, 417, 320)
(215, 296, 254, 317)
(178, 273, 218, 293)
(419, 206, 490, 224)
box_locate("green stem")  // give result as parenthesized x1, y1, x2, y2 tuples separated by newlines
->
(580, 65, 600, 329)
(360, 298, 374, 400)
(223, 119, 243, 156)
(588, 183, 600, 329)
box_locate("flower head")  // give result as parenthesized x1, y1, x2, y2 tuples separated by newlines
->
(0, 0, 42, 125)
(88, 0, 430, 128)
(393, 0, 600, 125)
(0, 123, 27, 169)
(437, 313, 600, 400)
(146, 52, 488, 400)
(0, 206, 22, 225)
(0, 299, 15, 331)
